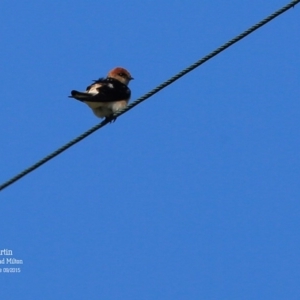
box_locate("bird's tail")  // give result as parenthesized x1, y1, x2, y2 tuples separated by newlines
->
(69, 90, 93, 101)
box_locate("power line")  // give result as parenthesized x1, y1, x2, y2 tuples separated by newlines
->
(1, 0, 299, 192)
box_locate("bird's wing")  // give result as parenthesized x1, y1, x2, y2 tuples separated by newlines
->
(86, 78, 106, 94)
(85, 78, 131, 102)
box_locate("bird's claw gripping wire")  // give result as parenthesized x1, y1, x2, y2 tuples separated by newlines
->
(105, 115, 117, 123)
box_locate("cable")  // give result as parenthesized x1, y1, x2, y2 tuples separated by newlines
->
(1, 0, 299, 192)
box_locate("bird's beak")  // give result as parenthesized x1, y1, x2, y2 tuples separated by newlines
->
(130, 77, 134, 81)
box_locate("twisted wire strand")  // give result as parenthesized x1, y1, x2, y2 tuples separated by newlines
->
(1, 0, 299, 192)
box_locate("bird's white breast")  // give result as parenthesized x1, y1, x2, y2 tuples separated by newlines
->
(88, 100, 128, 118)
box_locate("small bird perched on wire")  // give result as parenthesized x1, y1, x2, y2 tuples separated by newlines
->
(69, 67, 133, 122)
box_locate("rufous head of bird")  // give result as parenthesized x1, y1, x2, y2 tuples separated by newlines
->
(107, 67, 133, 85)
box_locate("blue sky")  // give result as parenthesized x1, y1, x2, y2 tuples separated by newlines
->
(1, 1, 300, 299)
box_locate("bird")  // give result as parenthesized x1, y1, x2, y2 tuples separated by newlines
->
(69, 67, 133, 121)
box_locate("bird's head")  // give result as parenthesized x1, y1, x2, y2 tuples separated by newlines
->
(107, 67, 133, 85)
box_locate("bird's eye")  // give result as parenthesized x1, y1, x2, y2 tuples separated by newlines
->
(118, 73, 126, 77)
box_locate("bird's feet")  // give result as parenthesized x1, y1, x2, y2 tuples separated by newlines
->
(105, 115, 117, 123)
